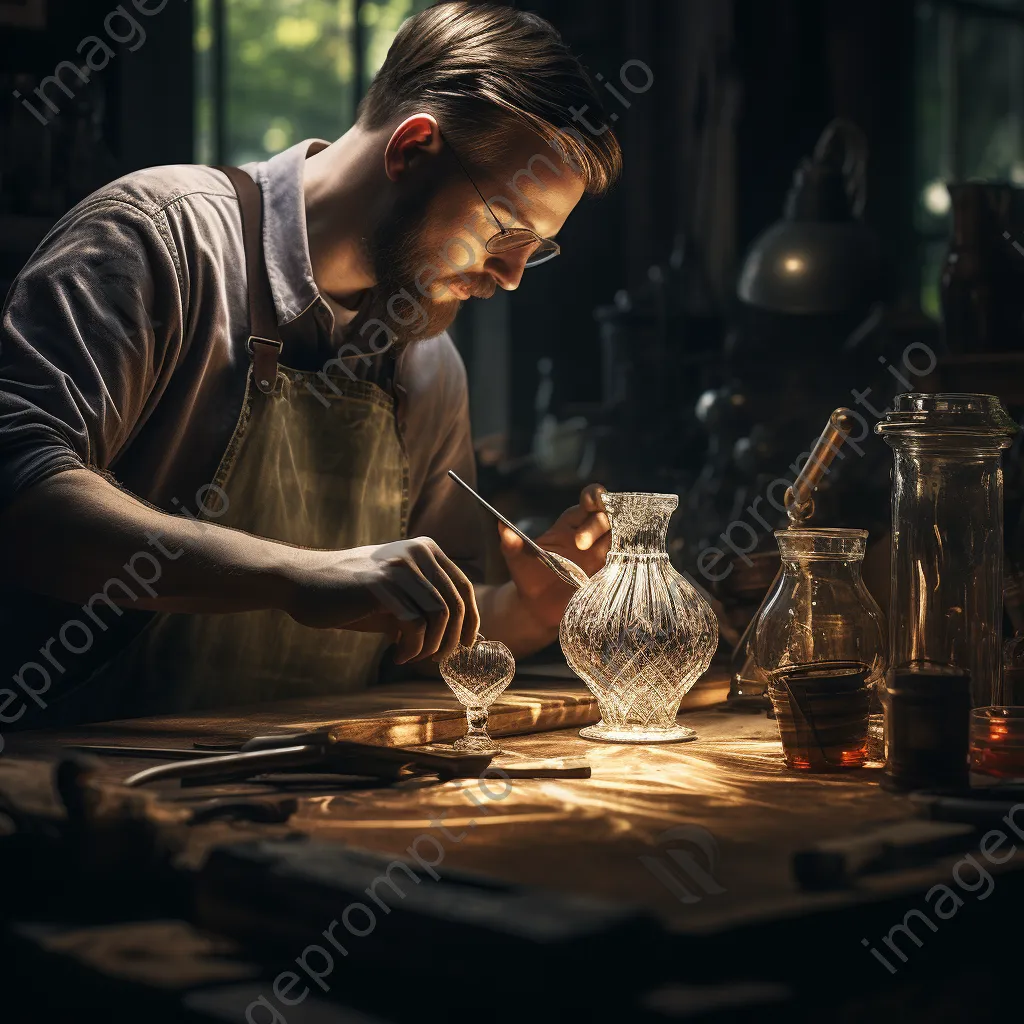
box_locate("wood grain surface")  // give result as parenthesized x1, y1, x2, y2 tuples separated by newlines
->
(10, 667, 1018, 942)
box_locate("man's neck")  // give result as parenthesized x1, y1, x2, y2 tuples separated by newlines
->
(303, 126, 381, 309)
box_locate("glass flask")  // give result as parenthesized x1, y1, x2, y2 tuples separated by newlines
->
(728, 554, 780, 708)
(560, 492, 719, 743)
(876, 394, 1018, 706)
(754, 529, 887, 770)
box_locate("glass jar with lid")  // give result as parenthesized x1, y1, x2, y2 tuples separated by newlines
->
(876, 393, 1018, 706)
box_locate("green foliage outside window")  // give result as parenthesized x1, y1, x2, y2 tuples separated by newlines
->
(195, 0, 432, 166)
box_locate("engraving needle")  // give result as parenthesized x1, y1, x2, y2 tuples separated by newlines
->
(446, 470, 583, 590)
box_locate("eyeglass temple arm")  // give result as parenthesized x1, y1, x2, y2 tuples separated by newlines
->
(438, 128, 508, 236)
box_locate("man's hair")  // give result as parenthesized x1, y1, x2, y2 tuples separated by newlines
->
(358, 1, 622, 194)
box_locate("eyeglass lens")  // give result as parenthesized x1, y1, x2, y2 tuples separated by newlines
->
(486, 231, 560, 266)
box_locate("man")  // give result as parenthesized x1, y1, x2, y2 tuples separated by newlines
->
(0, 2, 622, 727)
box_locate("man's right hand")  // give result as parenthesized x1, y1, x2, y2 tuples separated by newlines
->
(284, 537, 480, 664)
(0, 472, 478, 666)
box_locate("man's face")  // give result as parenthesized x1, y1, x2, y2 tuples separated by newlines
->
(353, 129, 586, 349)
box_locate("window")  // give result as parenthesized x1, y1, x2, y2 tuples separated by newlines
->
(916, 0, 1024, 315)
(195, 0, 433, 167)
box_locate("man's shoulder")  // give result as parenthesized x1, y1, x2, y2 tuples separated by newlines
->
(397, 331, 467, 395)
(79, 164, 237, 222)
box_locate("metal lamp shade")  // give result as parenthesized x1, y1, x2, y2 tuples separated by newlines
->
(737, 219, 880, 315)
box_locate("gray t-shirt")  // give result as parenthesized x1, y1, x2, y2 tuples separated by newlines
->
(0, 140, 484, 720)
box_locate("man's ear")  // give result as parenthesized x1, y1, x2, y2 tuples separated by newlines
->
(384, 113, 442, 182)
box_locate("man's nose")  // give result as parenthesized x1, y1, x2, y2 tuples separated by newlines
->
(485, 250, 530, 291)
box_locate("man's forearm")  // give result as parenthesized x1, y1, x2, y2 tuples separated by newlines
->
(0, 469, 302, 613)
(475, 581, 560, 658)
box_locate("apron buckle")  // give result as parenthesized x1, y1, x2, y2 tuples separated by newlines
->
(247, 336, 283, 394)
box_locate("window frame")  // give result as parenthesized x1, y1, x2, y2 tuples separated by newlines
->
(202, 0, 431, 166)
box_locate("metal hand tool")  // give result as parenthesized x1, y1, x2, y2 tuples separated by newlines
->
(447, 469, 585, 589)
(121, 730, 493, 788)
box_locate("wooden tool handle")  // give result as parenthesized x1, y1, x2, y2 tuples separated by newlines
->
(785, 407, 857, 525)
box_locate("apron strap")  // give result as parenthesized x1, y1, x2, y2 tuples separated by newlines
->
(217, 165, 283, 395)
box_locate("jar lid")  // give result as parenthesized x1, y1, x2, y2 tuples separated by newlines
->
(875, 393, 1018, 439)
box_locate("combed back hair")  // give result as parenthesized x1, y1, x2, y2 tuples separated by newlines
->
(358, 1, 622, 194)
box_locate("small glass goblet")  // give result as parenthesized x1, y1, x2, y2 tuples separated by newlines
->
(440, 634, 516, 752)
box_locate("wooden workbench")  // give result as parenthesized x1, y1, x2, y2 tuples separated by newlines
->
(4, 668, 1024, 1022)
(0, 669, 990, 929)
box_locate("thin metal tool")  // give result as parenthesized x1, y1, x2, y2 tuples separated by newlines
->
(67, 744, 219, 759)
(447, 470, 584, 589)
(122, 733, 494, 788)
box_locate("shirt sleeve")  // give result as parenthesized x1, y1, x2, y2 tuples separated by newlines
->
(400, 333, 486, 582)
(0, 196, 183, 509)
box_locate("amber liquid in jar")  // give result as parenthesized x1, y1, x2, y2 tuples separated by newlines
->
(970, 706, 1024, 778)
(769, 663, 871, 770)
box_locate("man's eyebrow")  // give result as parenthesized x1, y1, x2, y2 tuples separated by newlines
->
(490, 199, 555, 237)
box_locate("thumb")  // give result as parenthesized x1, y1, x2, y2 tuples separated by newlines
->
(498, 522, 524, 554)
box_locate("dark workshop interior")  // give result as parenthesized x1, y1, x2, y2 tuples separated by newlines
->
(3, 0, 1024, 1021)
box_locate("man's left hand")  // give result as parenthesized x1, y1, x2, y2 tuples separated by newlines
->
(498, 483, 610, 630)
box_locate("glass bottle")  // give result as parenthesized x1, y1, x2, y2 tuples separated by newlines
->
(560, 492, 719, 743)
(754, 529, 887, 770)
(876, 394, 1018, 706)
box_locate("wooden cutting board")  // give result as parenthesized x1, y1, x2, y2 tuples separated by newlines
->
(7, 670, 728, 752)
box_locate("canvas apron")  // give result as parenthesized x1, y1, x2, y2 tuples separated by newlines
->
(70, 165, 408, 718)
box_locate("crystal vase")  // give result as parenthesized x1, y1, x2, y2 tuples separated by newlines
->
(559, 492, 719, 743)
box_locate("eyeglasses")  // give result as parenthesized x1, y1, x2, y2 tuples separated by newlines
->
(442, 133, 561, 269)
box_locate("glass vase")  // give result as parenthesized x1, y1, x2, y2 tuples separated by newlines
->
(876, 394, 1018, 706)
(754, 529, 887, 770)
(559, 492, 719, 743)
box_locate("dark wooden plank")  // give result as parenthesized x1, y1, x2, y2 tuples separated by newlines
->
(12, 920, 258, 990)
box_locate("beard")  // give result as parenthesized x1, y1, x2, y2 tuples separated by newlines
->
(340, 186, 465, 353)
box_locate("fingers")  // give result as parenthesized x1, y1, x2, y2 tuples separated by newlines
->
(415, 554, 464, 662)
(498, 522, 523, 554)
(390, 538, 475, 664)
(580, 483, 607, 512)
(590, 530, 612, 564)
(534, 484, 610, 551)
(548, 504, 590, 530)
(394, 614, 429, 665)
(575, 484, 610, 550)
(370, 567, 428, 664)
(573, 510, 610, 551)
(409, 562, 453, 664)
(433, 546, 481, 650)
